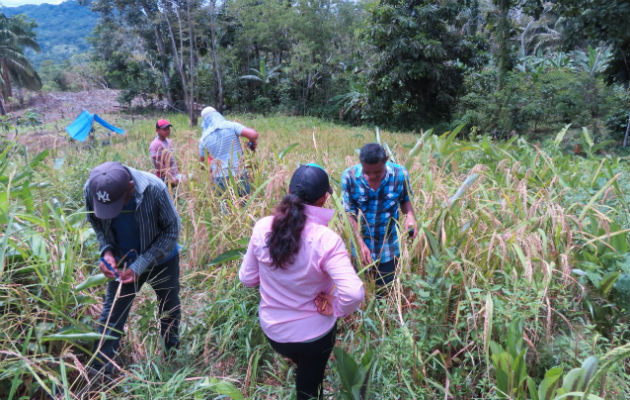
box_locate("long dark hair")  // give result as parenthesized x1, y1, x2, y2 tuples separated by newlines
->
(266, 194, 307, 268)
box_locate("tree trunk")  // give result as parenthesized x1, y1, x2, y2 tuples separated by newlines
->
(186, 0, 197, 126)
(623, 109, 630, 147)
(153, 22, 174, 107)
(165, 6, 191, 115)
(209, 0, 224, 112)
(1, 61, 12, 101)
(496, 0, 512, 90)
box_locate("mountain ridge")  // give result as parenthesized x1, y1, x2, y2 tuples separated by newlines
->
(1, 0, 99, 68)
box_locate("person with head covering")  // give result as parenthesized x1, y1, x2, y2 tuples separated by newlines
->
(239, 163, 364, 400)
(149, 118, 181, 186)
(341, 143, 417, 290)
(198, 106, 259, 195)
(84, 161, 181, 374)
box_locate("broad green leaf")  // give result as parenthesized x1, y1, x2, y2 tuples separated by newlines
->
(598, 271, 620, 297)
(75, 273, 111, 291)
(561, 367, 585, 394)
(538, 366, 563, 400)
(581, 356, 598, 384)
(199, 377, 245, 400)
(208, 248, 246, 266)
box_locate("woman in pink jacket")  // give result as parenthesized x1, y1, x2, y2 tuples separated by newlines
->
(239, 163, 364, 400)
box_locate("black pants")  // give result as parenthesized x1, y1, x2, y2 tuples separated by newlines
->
(92, 254, 181, 371)
(374, 258, 397, 287)
(266, 324, 336, 400)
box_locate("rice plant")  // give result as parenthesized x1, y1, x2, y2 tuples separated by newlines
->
(1, 115, 628, 399)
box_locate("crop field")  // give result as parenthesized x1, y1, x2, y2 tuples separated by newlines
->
(1, 114, 629, 399)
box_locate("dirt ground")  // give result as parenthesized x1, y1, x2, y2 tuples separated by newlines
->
(9, 89, 154, 153)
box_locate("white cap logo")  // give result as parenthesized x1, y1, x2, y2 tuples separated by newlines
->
(96, 191, 111, 203)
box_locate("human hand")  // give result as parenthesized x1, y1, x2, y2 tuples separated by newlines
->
(117, 267, 137, 284)
(99, 251, 118, 279)
(359, 241, 373, 265)
(315, 292, 335, 316)
(404, 214, 417, 239)
(247, 141, 257, 151)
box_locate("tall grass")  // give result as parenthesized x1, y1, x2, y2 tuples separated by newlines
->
(0, 115, 628, 399)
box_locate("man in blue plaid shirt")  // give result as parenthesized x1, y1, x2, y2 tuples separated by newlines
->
(341, 143, 417, 288)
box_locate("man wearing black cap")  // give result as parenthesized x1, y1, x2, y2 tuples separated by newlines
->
(84, 161, 181, 373)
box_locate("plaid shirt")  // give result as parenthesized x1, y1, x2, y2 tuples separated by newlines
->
(84, 166, 180, 275)
(341, 162, 412, 263)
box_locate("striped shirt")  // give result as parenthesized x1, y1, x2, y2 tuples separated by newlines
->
(84, 166, 180, 275)
(198, 111, 245, 179)
(341, 162, 412, 263)
(149, 136, 179, 181)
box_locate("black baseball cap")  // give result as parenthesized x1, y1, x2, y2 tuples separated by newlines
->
(289, 163, 333, 204)
(88, 161, 132, 219)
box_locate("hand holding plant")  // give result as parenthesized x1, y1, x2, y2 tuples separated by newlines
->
(117, 267, 137, 284)
(100, 251, 118, 279)
(315, 292, 335, 316)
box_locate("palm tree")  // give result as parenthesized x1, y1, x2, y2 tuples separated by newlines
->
(0, 14, 42, 114)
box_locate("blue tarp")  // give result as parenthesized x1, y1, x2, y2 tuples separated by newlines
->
(66, 110, 125, 142)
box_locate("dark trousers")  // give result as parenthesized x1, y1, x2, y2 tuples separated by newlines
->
(92, 254, 181, 371)
(214, 174, 251, 197)
(374, 258, 397, 287)
(266, 324, 336, 400)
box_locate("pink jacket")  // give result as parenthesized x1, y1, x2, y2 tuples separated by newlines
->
(239, 204, 364, 343)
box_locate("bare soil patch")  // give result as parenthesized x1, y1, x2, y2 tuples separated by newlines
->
(8, 89, 155, 153)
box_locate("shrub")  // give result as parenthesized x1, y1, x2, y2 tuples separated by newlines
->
(457, 67, 615, 139)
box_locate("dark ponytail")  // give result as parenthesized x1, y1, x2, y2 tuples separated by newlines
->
(266, 194, 307, 268)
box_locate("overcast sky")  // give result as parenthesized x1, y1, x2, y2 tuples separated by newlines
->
(0, 0, 65, 6)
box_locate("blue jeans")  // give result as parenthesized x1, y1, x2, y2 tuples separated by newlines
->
(92, 254, 180, 371)
(214, 174, 251, 197)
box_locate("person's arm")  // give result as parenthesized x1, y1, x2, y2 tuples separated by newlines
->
(348, 215, 372, 265)
(341, 170, 372, 265)
(240, 127, 258, 150)
(239, 228, 260, 287)
(127, 185, 179, 277)
(199, 140, 208, 163)
(320, 237, 364, 317)
(400, 167, 417, 238)
(401, 201, 417, 239)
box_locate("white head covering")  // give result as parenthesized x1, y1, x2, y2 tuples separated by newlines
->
(200, 107, 233, 139)
(200, 106, 216, 120)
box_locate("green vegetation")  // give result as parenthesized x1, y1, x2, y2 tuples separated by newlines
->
(0, 0, 628, 398)
(1, 114, 628, 398)
(2, 0, 98, 68)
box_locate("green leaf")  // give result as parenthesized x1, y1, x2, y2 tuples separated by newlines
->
(198, 377, 245, 400)
(277, 143, 299, 160)
(75, 273, 111, 291)
(208, 248, 246, 266)
(561, 367, 585, 395)
(598, 271, 620, 297)
(538, 366, 563, 400)
(553, 124, 571, 148)
(41, 331, 115, 342)
(581, 356, 598, 385)
(527, 377, 539, 400)
(582, 127, 594, 149)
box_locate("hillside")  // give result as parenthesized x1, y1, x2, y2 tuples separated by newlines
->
(1, 0, 99, 67)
